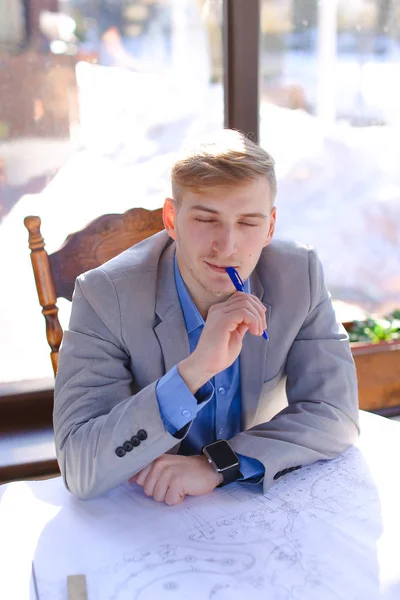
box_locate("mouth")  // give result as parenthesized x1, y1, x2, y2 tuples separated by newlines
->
(204, 261, 239, 274)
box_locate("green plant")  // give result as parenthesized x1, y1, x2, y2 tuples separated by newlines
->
(349, 310, 400, 344)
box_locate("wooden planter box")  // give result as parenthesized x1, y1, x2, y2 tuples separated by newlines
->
(350, 340, 400, 413)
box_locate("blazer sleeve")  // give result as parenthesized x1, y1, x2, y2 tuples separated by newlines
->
(54, 271, 181, 500)
(229, 248, 360, 493)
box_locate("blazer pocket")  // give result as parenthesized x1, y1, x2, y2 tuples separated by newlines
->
(255, 368, 288, 425)
(263, 365, 286, 389)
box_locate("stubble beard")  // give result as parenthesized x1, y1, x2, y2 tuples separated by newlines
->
(186, 259, 233, 302)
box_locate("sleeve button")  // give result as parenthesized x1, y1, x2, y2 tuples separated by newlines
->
(123, 441, 134, 452)
(115, 446, 126, 458)
(137, 429, 147, 441)
(131, 436, 140, 447)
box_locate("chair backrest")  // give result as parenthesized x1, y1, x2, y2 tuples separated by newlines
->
(24, 207, 164, 375)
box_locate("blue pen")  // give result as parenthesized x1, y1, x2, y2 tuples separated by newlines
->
(225, 267, 269, 341)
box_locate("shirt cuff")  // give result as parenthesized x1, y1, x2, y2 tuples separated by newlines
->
(237, 454, 265, 483)
(156, 365, 214, 435)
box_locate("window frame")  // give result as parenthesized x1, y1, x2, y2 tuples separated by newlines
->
(2, 1, 398, 482)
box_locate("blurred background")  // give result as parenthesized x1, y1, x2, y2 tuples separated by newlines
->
(0, 0, 399, 384)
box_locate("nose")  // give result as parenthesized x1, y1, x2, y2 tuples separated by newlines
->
(211, 224, 238, 257)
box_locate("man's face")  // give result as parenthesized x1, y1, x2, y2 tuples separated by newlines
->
(164, 177, 276, 313)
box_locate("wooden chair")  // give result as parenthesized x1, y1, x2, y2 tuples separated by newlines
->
(24, 207, 164, 376)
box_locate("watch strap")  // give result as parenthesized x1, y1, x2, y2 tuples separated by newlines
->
(217, 464, 242, 487)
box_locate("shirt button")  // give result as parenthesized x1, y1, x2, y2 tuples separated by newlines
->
(218, 427, 224, 437)
(217, 387, 226, 395)
(181, 409, 191, 418)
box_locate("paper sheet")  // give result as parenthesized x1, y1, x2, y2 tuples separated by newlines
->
(1, 410, 399, 600)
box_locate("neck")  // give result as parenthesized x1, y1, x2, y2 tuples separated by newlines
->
(191, 293, 230, 321)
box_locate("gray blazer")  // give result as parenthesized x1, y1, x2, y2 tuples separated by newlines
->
(54, 231, 359, 499)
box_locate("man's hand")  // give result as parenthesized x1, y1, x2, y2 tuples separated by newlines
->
(178, 291, 267, 393)
(129, 454, 223, 505)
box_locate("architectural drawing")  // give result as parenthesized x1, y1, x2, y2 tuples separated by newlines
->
(26, 443, 390, 600)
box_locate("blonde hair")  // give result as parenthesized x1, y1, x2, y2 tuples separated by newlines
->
(171, 129, 277, 204)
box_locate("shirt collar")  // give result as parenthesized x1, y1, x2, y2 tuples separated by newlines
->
(174, 253, 251, 334)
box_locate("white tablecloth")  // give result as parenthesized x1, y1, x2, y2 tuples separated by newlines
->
(1, 410, 399, 600)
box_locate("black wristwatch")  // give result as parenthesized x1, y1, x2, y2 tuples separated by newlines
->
(202, 440, 242, 486)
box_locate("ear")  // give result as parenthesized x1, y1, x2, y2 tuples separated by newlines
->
(263, 206, 277, 248)
(163, 197, 177, 240)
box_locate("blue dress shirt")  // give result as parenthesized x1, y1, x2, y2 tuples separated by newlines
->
(155, 255, 264, 482)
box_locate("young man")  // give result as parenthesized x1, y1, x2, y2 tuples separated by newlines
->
(54, 130, 359, 503)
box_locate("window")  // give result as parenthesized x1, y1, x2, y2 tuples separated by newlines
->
(0, 0, 223, 383)
(260, 0, 400, 320)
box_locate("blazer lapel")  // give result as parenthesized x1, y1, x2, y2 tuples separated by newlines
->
(240, 269, 270, 428)
(153, 243, 191, 371)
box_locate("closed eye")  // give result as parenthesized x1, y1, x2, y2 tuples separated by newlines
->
(195, 218, 257, 227)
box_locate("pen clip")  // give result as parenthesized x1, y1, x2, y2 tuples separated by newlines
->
(225, 266, 245, 291)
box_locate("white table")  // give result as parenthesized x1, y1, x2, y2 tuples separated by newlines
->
(1, 410, 399, 600)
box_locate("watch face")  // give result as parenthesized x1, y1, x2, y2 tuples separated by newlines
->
(205, 441, 238, 470)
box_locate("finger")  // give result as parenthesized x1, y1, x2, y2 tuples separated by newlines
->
(165, 483, 185, 506)
(224, 291, 267, 315)
(236, 323, 249, 338)
(143, 461, 167, 497)
(223, 306, 264, 336)
(152, 470, 171, 503)
(230, 293, 267, 327)
(243, 297, 267, 332)
(134, 463, 153, 487)
(219, 295, 267, 333)
(247, 294, 268, 326)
